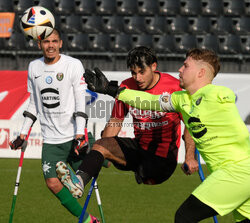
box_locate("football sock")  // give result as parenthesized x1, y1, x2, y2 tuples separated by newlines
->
(77, 150, 104, 184)
(55, 187, 89, 220)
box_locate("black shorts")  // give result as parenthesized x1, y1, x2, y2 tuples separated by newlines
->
(113, 136, 177, 184)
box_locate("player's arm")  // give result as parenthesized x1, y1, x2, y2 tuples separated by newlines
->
(102, 94, 127, 137)
(84, 67, 175, 112)
(102, 117, 123, 137)
(73, 61, 87, 139)
(181, 127, 198, 175)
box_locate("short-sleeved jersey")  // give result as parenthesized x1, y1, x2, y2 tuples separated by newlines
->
(169, 84, 250, 172)
(112, 71, 182, 158)
(27, 54, 87, 144)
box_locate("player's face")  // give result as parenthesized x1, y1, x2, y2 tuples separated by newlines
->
(178, 57, 201, 91)
(38, 31, 62, 64)
(130, 63, 158, 90)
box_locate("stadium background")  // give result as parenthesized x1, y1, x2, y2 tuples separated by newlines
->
(1, 0, 250, 72)
(0, 0, 250, 222)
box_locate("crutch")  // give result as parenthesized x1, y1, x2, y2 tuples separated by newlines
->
(9, 111, 37, 223)
(74, 112, 106, 223)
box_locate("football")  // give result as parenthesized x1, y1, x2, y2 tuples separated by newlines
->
(20, 6, 55, 40)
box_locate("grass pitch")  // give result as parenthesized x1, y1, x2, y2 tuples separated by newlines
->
(0, 158, 233, 223)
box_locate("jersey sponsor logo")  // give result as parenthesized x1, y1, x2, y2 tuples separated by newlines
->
(188, 117, 207, 138)
(41, 88, 60, 109)
(45, 76, 53, 84)
(56, 73, 64, 81)
(129, 107, 166, 119)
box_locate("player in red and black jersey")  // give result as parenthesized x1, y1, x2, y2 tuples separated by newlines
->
(57, 47, 198, 192)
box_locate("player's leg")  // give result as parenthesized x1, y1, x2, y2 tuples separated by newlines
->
(176, 161, 250, 222)
(42, 141, 96, 222)
(175, 194, 218, 222)
(57, 136, 140, 193)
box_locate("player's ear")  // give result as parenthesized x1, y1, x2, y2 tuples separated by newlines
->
(198, 67, 206, 78)
(151, 62, 157, 72)
(59, 39, 63, 49)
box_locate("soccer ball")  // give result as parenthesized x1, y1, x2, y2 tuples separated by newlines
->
(20, 6, 55, 40)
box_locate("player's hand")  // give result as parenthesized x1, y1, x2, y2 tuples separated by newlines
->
(84, 67, 124, 98)
(9, 136, 27, 151)
(73, 136, 88, 156)
(181, 159, 198, 175)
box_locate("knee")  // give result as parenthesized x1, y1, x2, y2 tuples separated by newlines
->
(46, 178, 62, 194)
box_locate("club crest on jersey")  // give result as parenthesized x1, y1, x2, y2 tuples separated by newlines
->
(56, 73, 64, 81)
(46, 76, 53, 84)
(161, 96, 169, 103)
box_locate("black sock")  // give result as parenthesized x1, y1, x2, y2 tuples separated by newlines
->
(76, 150, 104, 185)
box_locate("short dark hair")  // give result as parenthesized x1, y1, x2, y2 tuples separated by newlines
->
(186, 48, 220, 77)
(51, 27, 61, 39)
(127, 46, 157, 69)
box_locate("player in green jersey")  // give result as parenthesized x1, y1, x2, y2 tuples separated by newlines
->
(83, 48, 250, 223)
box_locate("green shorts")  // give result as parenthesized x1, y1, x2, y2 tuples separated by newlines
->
(41, 132, 95, 179)
(192, 157, 250, 222)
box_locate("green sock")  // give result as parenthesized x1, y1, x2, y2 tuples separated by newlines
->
(55, 187, 90, 221)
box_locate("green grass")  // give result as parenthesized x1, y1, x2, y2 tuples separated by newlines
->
(0, 158, 233, 223)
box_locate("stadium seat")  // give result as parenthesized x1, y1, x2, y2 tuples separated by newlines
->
(180, 0, 202, 16)
(158, 0, 180, 16)
(81, 15, 103, 34)
(37, 0, 55, 13)
(167, 16, 189, 34)
(13, 0, 34, 14)
(123, 16, 146, 34)
(232, 17, 250, 35)
(153, 35, 176, 53)
(88, 34, 110, 52)
(137, 0, 159, 16)
(245, 0, 250, 16)
(110, 34, 132, 52)
(0, 0, 14, 12)
(116, 0, 138, 15)
(75, 0, 96, 15)
(210, 17, 233, 35)
(66, 33, 89, 51)
(144, 16, 167, 34)
(175, 34, 197, 53)
(25, 38, 40, 51)
(131, 34, 153, 49)
(201, 0, 223, 16)
(102, 15, 124, 34)
(240, 35, 250, 54)
(60, 15, 82, 33)
(188, 17, 210, 34)
(218, 35, 242, 54)
(96, 0, 116, 15)
(54, 0, 75, 15)
(5, 32, 27, 50)
(196, 34, 219, 52)
(12, 14, 22, 33)
(223, 0, 245, 17)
